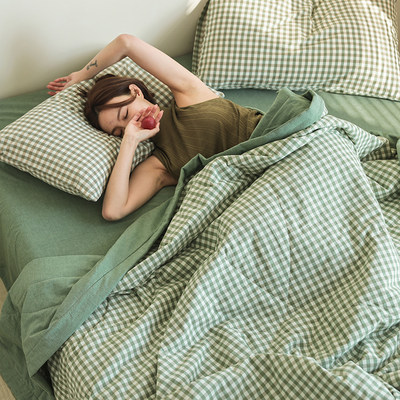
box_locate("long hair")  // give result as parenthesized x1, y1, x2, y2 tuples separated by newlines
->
(80, 74, 157, 130)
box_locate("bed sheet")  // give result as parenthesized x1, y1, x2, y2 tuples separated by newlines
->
(0, 158, 173, 290)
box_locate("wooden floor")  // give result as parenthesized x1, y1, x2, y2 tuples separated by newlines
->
(0, 279, 16, 400)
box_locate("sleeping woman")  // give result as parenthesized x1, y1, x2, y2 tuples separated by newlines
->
(47, 34, 262, 221)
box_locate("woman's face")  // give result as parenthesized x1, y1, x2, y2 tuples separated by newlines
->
(97, 84, 154, 137)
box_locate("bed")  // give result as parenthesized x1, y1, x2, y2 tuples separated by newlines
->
(1, 0, 400, 399)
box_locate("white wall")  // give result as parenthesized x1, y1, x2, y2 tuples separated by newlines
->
(0, 0, 208, 99)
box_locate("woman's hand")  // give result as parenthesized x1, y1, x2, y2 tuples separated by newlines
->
(123, 105, 163, 143)
(47, 71, 83, 95)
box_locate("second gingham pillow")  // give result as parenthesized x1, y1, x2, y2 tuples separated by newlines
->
(0, 57, 173, 201)
(192, 0, 400, 101)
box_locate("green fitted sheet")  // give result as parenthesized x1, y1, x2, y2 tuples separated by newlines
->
(0, 54, 399, 290)
(0, 159, 174, 289)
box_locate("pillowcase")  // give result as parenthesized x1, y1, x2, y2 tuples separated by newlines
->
(0, 57, 174, 201)
(192, 0, 400, 101)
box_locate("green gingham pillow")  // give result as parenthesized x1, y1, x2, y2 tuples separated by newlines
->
(0, 57, 173, 201)
(193, 0, 400, 100)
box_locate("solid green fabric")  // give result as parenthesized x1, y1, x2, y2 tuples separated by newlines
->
(0, 158, 174, 290)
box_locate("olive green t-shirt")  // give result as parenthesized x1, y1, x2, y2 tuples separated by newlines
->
(152, 97, 263, 179)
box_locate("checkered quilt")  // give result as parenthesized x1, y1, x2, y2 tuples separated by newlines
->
(46, 92, 400, 399)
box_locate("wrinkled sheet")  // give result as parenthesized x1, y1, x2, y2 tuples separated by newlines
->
(1, 89, 400, 399)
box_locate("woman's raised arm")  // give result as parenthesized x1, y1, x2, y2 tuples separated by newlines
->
(47, 34, 217, 106)
(47, 35, 130, 95)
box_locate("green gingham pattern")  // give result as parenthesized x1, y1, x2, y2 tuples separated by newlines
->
(48, 115, 400, 399)
(0, 57, 173, 201)
(192, 0, 400, 100)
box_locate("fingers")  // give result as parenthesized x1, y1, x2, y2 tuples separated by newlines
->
(141, 122, 161, 140)
(137, 104, 163, 122)
(46, 76, 71, 95)
(135, 106, 162, 138)
(47, 82, 65, 89)
(54, 76, 70, 82)
(47, 87, 64, 96)
(47, 82, 66, 90)
(47, 88, 61, 96)
(47, 77, 69, 87)
(130, 112, 143, 124)
(123, 118, 160, 143)
(155, 110, 163, 123)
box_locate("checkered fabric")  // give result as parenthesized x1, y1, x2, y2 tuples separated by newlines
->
(192, 0, 400, 100)
(0, 57, 173, 201)
(48, 114, 400, 399)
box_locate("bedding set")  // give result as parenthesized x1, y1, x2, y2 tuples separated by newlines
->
(1, 0, 400, 399)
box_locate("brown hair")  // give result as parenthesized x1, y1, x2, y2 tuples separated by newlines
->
(80, 74, 157, 130)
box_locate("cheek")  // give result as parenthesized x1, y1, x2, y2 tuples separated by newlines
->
(128, 103, 140, 116)
(129, 99, 147, 115)
(97, 111, 112, 133)
(97, 112, 106, 130)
